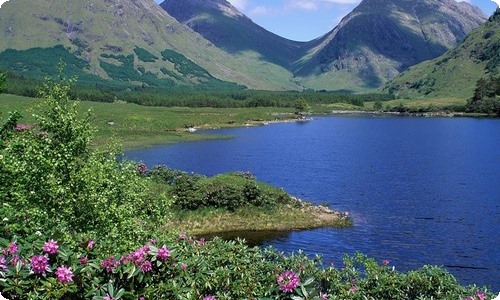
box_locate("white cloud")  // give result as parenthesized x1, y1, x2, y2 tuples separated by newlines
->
(0, 0, 9, 8)
(491, 0, 500, 7)
(228, 0, 248, 11)
(284, 0, 360, 12)
(249, 5, 275, 15)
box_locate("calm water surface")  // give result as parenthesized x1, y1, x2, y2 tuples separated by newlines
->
(126, 116, 500, 290)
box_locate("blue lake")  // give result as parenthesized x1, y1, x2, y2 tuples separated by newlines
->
(125, 116, 500, 291)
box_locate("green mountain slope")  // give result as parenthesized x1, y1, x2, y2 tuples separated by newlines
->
(160, 0, 306, 69)
(294, 0, 487, 91)
(383, 8, 500, 99)
(0, 0, 298, 90)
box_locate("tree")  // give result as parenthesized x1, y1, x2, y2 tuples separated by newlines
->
(0, 72, 6, 93)
(295, 98, 310, 118)
(373, 101, 383, 111)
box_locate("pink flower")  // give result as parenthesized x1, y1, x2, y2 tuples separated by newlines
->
(30, 255, 49, 274)
(3, 242, 18, 256)
(10, 255, 22, 266)
(476, 291, 486, 300)
(181, 263, 187, 271)
(320, 292, 329, 300)
(43, 239, 59, 254)
(140, 260, 152, 273)
(79, 256, 88, 265)
(103, 295, 114, 300)
(0, 256, 6, 271)
(203, 296, 217, 300)
(55, 265, 73, 283)
(157, 246, 170, 261)
(14, 124, 31, 132)
(349, 286, 358, 293)
(87, 240, 95, 250)
(277, 270, 300, 293)
(101, 256, 119, 272)
(382, 260, 390, 266)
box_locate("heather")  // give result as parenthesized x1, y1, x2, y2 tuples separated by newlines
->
(0, 74, 496, 299)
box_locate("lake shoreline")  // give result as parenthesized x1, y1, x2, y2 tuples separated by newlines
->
(167, 197, 352, 237)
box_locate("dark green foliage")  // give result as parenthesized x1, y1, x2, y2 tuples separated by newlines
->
(294, 98, 311, 116)
(373, 100, 383, 110)
(466, 77, 500, 115)
(0, 71, 168, 249)
(0, 46, 102, 86)
(0, 72, 6, 93)
(161, 49, 211, 78)
(151, 167, 291, 211)
(133, 47, 158, 62)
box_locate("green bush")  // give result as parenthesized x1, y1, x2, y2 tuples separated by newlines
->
(0, 69, 169, 250)
(164, 171, 292, 211)
(0, 235, 494, 299)
(0, 72, 6, 93)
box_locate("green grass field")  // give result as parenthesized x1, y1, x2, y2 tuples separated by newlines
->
(0, 94, 295, 149)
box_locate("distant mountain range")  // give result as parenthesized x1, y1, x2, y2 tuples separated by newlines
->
(384, 8, 500, 98)
(0, 0, 489, 92)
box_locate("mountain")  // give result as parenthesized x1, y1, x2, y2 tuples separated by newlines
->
(160, 0, 306, 69)
(383, 8, 500, 99)
(0, 0, 298, 90)
(292, 0, 487, 91)
(0, 0, 489, 92)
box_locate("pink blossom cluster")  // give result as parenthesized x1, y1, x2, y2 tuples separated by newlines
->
(1, 242, 21, 271)
(157, 246, 171, 261)
(100, 243, 172, 274)
(203, 296, 217, 300)
(55, 265, 74, 283)
(42, 239, 59, 255)
(101, 256, 119, 272)
(30, 255, 49, 274)
(464, 291, 486, 300)
(277, 270, 300, 293)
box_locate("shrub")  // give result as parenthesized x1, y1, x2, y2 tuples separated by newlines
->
(1, 235, 494, 299)
(0, 72, 6, 93)
(0, 68, 169, 250)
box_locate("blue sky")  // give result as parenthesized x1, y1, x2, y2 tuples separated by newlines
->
(153, 0, 499, 42)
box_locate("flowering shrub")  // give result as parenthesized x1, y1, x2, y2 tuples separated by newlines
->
(0, 70, 496, 299)
(277, 270, 300, 293)
(1, 235, 494, 300)
(0, 71, 172, 251)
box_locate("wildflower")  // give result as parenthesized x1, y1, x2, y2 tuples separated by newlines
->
(14, 124, 31, 131)
(140, 260, 152, 273)
(157, 246, 170, 261)
(103, 295, 114, 300)
(277, 270, 300, 293)
(43, 239, 59, 254)
(0, 256, 6, 271)
(181, 263, 187, 271)
(30, 255, 49, 274)
(349, 286, 358, 293)
(55, 265, 73, 283)
(10, 255, 22, 266)
(87, 240, 95, 250)
(382, 259, 390, 266)
(2, 242, 18, 256)
(476, 291, 486, 300)
(101, 256, 119, 272)
(128, 245, 149, 266)
(79, 256, 88, 265)
(319, 292, 329, 300)
(137, 162, 148, 175)
(203, 296, 217, 300)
